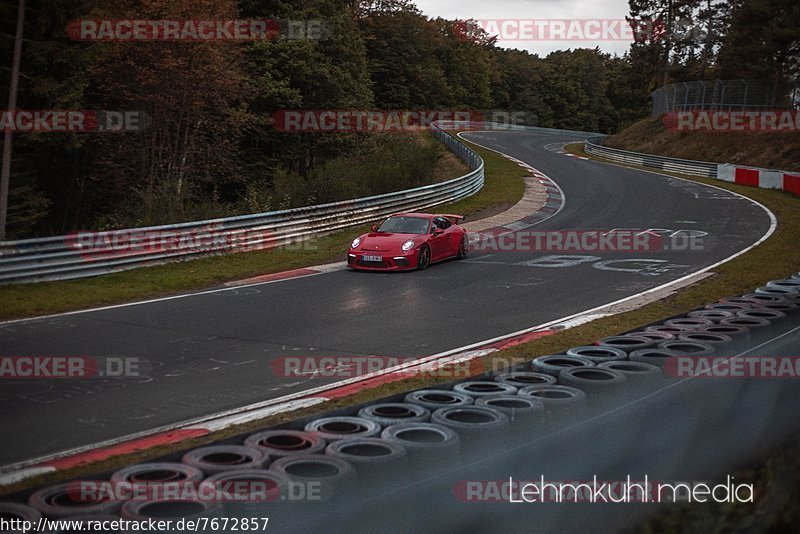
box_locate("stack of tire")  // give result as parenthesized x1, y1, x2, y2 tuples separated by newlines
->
(8, 274, 799, 531)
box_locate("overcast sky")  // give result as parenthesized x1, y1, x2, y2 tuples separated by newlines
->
(414, 0, 633, 57)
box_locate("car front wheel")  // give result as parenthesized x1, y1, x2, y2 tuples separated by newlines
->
(417, 245, 430, 270)
(456, 234, 468, 259)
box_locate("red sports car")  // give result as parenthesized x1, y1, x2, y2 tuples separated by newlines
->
(347, 213, 469, 271)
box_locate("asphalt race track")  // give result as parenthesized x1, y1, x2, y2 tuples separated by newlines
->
(0, 130, 773, 466)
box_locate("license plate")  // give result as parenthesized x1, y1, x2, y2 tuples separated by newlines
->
(363, 255, 383, 262)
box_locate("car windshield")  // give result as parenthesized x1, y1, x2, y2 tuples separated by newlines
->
(377, 216, 429, 234)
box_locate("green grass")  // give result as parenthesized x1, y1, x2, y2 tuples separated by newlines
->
(0, 138, 526, 321)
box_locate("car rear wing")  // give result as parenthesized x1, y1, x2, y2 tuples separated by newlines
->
(441, 214, 466, 224)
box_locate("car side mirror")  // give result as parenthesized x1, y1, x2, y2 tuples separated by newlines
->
(433, 228, 445, 236)
(370, 225, 378, 232)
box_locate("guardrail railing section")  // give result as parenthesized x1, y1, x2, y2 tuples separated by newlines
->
(0, 123, 484, 284)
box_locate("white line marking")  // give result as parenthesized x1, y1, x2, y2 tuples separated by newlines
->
(0, 466, 56, 486)
(0, 262, 347, 326)
(193, 398, 327, 432)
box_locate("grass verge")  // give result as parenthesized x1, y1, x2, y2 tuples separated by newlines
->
(0, 139, 526, 321)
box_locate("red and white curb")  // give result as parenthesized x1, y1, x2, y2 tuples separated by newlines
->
(544, 141, 589, 160)
(565, 153, 590, 160)
(717, 164, 800, 195)
(223, 262, 346, 287)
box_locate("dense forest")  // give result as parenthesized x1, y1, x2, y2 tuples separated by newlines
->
(0, 0, 797, 238)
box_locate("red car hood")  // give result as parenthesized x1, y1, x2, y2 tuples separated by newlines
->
(358, 232, 422, 251)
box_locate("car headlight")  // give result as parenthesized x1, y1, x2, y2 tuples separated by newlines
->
(402, 240, 415, 252)
(351, 238, 361, 249)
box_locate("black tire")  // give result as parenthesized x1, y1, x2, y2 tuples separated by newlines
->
(644, 325, 693, 336)
(595, 336, 657, 353)
(565, 345, 627, 362)
(0, 503, 42, 532)
(475, 395, 544, 422)
(598, 360, 662, 382)
(754, 287, 796, 299)
(28, 482, 122, 518)
(111, 462, 204, 486)
(181, 445, 268, 475)
(404, 389, 474, 411)
(657, 340, 716, 356)
(456, 234, 468, 259)
(430, 406, 510, 440)
(416, 245, 430, 270)
(517, 385, 586, 414)
(719, 316, 772, 338)
(452, 381, 518, 398)
(357, 403, 430, 427)
(624, 331, 676, 342)
(705, 302, 752, 312)
(664, 317, 715, 330)
(629, 348, 682, 368)
(687, 309, 735, 323)
(269, 454, 356, 500)
(199, 469, 289, 509)
(766, 279, 800, 292)
(751, 290, 800, 306)
(564, 346, 626, 365)
(325, 438, 407, 484)
(244, 429, 326, 458)
(727, 293, 786, 305)
(381, 422, 460, 468)
(531, 355, 594, 377)
(121, 499, 220, 523)
(736, 308, 787, 323)
(759, 301, 799, 314)
(493, 372, 556, 387)
(304, 416, 381, 441)
(701, 324, 750, 340)
(557, 367, 626, 398)
(677, 331, 734, 348)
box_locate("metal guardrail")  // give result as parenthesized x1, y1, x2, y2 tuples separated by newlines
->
(584, 137, 719, 178)
(440, 120, 601, 138)
(0, 124, 483, 284)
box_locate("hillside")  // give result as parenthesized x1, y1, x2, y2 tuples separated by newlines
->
(605, 117, 800, 172)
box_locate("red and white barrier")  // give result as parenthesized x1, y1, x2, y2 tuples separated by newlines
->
(717, 164, 800, 196)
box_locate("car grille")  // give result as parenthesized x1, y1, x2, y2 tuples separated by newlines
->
(358, 259, 388, 268)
